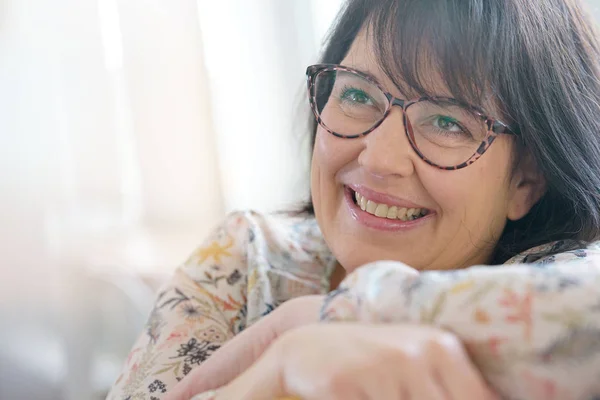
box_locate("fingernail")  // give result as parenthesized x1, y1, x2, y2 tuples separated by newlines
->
(190, 389, 219, 400)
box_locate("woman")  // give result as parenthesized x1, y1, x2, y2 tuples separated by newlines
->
(108, 0, 600, 399)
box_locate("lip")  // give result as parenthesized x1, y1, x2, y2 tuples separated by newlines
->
(344, 186, 435, 232)
(347, 184, 429, 210)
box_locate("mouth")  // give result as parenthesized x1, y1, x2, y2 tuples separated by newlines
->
(348, 187, 431, 221)
(344, 186, 434, 231)
(353, 190, 430, 221)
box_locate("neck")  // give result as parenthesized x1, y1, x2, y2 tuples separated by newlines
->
(328, 261, 346, 291)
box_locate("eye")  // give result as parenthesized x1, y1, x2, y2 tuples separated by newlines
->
(340, 87, 374, 105)
(433, 116, 462, 132)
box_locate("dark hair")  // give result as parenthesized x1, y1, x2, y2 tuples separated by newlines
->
(301, 0, 600, 263)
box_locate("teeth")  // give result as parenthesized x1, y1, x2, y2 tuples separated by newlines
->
(387, 206, 398, 219)
(397, 207, 408, 220)
(366, 200, 377, 214)
(353, 191, 428, 221)
(374, 204, 388, 217)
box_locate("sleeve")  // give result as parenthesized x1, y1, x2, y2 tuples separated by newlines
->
(106, 212, 251, 400)
(320, 250, 600, 400)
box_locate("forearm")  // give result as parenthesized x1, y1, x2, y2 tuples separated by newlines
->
(321, 256, 600, 399)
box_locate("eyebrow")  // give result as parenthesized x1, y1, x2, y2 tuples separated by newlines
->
(340, 62, 479, 109)
(339, 64, 385, 84)
(339, 62, 421, 101)
(337, 62, 496, 118)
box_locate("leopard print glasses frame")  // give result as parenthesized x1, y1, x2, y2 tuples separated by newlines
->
(306, 64, 518, 171)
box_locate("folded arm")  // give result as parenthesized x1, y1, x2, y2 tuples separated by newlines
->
(321, 250, 600, 400)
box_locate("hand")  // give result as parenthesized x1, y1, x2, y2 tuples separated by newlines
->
(217, 323, 499, 400)
(165, 295, 325, 400)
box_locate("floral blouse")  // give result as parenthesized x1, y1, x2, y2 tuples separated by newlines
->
(107, 210, 600, 400)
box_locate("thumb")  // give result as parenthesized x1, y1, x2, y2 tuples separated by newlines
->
(165, 295, 324, 400)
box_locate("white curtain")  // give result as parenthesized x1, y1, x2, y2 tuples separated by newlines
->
(0, 0, 342, 276)
(0, 0, 342, 398)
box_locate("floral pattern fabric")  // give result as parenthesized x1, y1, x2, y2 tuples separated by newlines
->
(321, 243, 600, 400)
(106, 211, 336, 400)
(107, 211, 600, 400)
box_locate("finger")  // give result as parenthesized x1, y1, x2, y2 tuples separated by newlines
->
(355, 371, 405, 400)
(215, 345, 287, 400)
(167, 296, 325, 400)
(435, 346, 498, 400)
(165, 315, 280, 400)
(407, 376, 448, 400)
(438, 370, 498, 400)
(225, 332, 364, 400)
(363, 380, 405, 400)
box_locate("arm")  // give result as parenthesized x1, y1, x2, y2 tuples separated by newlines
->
(321, 250, 600, 400)
(107, 213, 250, 400)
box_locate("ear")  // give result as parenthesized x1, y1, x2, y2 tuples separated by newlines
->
(507, 153, 547, 221)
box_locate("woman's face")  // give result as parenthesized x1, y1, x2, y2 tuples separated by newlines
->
(311, 30, 544, 274)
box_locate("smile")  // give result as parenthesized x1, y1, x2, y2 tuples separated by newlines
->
(353, 191, 430, 221)
(344, 186, 435, 232)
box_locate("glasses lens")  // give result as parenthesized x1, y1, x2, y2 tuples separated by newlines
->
(313, 69, 389, 136)
(406, 99, 488, 167)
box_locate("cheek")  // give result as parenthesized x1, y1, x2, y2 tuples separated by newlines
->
(427, 168, 504, 211)
(312, 129, 355, 173)
(422, 143, 513, 232)
(311, 129, 359, 208)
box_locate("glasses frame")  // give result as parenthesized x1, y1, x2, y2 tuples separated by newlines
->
(306, 64, 518, 170)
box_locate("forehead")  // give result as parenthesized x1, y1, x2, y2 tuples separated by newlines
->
(340, 27, 453, 100)
(339, 26, 500, 114)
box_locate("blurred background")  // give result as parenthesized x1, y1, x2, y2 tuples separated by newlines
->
(0, 0, 342, 398)
(2, 0, 600, 399)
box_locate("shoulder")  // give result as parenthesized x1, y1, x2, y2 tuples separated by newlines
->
(180, 209, 333, 280)
(505, 239, 600, 265)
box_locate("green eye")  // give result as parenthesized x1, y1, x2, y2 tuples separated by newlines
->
(341, 88, 372, 105)
(434, 116, 460, 131)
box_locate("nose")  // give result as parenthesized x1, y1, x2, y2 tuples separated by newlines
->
(357, 108, 417, 179)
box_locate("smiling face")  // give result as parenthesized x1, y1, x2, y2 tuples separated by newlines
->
(311, 29, 545, 274)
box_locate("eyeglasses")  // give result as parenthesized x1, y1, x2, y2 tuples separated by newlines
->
(306, 64, 518, 170)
